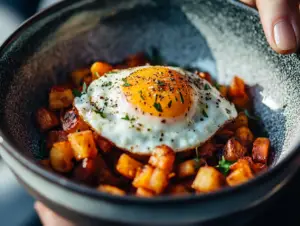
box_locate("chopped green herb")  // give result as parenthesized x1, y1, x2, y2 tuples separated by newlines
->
(202, 109, 208, 118)
(122, 78, 131, 87)
(175, 96, 178, 102)
(244, 109, 260, 121)
(153, 102, 163, 112)
(225, 108, 231, 114)
(217, 156, 234, 175)
(121, 114, 130, 121)
(82, 82, 87, 94)
(157, 80, 165, 86)
(139, 90, 145, 100)
(168, 100, 172, 108)
(95, 110, 106, 118)
(193, 147, 201, 169)
(94, 72, 100, 78)
(214, 82, 221, 90)
(179, 91, 184, 103)
(72, 89, 82, 97)
(102, 81, 112, 87)
(204, 84, 211, 90)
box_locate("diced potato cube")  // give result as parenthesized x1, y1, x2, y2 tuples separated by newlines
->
(218, 85, 228, 98)
(252, 138, 270, 164)
(36, 107, 59, 131)
(93, 132, 113, 153)
(232, 94, 251, 110)
(192, 166, 225, 193)
(97, 185, 125, 196)
(230, 112, 248, 130)
(71, 68, 90, 87)
(148, 145, 175, 173)
(91, 62, 113, 80)
(227, 159, 253, 186)
(68, 130, 98, 161)
(72, 158, 97, 185)
(116, 154, 143, 179)
(199, 141, 216, 157)
(136, 187, 154, 197)
(50, 141, 74, 173)
(61, 108, 89, 133)
(49, 86, 74, 110)
(224, 138, 247, 161)
(132, 165, 153, 189)
(168, 184, 190, 196)
(46, 130, 68, 149)
(228, 76, 246, 97)
(235, 126, 254, 147)
(177, 160, 197, 178)
(132, 165, 169, 194)
(216, 129, 234, 140)
(251, 162, 267, 174)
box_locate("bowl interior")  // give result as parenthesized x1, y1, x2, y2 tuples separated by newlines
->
(1, 0, 300, 173)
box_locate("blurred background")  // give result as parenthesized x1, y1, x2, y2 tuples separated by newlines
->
(0, 1, 59, 225)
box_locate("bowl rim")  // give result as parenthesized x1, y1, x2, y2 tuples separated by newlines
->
(0, 0, 299, 204)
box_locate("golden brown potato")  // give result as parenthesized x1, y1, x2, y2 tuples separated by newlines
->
(61, 108, 89, 134)
(90, 62, 113, 80)
(229, 112, 248, 131)
(72, 158, 97, 185)
(50, 141, 74, 173)
(192, 166, 225, 193)
(49, 86, 74, 110)
(228, 76, 246, 98)
(227, 159, 253, 186)
(148, 145, 175, 173)
(46, 130, 68, 150)
(136, 187, 154, 197)
(176, 160, 197, 179)
(93, 132, 114, 153)
(235, 126, 254, 147)
(132, 165, 169, 194)
(232, 94, 251, 110)
(68, 130, 98, 161)
(199, 141, 216, 157)
(97, 185, 126, 196)
(36, 107, 59, 131)
(197, 71, 212, 84)
(168, 184, 190, 196)
(252, 138, 270, 164)
(116, 154, 143, 179)
(251, 162, 267, 174)
(224, 138, 247, 161)
(216, 129, 234, 140)
(71, 68, 90, 87)
(218, 85, 228, 98)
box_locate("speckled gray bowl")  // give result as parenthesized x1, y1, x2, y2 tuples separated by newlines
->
(1, 0, 300, 225)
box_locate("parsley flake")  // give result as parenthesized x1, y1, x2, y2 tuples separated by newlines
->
(121, 114, 135, 121)
(217, 156, 234, 175)
(157, 80, 165, 86)
(72, 89, 82, 97)
(168, 100, 172, 108)
(153, 102, 163, 112)
(95, 110, 106, 118)
(82, 82, 87, 94)
(139, 90, 145, 100)
(204, 84, 211, 90)
(179, 91, 184, 103)
(202, 109, 208, 118)
(122, 78, 131, 87)
(102, 81, 112, 87)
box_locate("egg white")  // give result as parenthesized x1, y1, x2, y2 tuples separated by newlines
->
(74, 66, 237, 155)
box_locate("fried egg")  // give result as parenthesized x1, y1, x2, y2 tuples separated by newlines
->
(74, 66, 237, 155)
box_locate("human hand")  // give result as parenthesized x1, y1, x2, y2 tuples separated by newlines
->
(34, 201, 75, 226)
(240, 0, 300, 54)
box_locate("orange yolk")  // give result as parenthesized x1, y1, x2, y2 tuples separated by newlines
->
(122, 67, 193, 118)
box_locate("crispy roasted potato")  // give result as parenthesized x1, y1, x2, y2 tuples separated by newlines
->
(252, 138, 270, 164)
(148, 145, 175, 173)
(168, 184, 190, 196)
(216, 129, 234, 140)
(116, 154, 143, 179)
(93, 132, 114, 153)
(136, 187, 154, 197)
(72, 158, 97, 185)
(50, 141, 74, 173)
(132, 165, 169, 194)
(68, 130, 98, 161)
(49, 86, 74, 110)
(251, 162, 267, 174)
(232, 94, 251, 110)
(199, 141, 216, 157)
(36, 107, 59, 131)
(229, 112, 248, 131)
(39, 159, 52, 170)
(235, 126, 254, 147)
(91, 62, 113, 80)
(228, 76, 246, 98)
(218, 85, 228, 98)
(126, 52, 149, 67)
(176, 160, 197, 179)
(197, 71, 212, 84)
(227, 159, 253, 186)
(71, 68, 90, 87)
(97, 185, 125, 196)
(46, 130, 68, 150)
(61, 108, 89, 133)
(192, 166, 225, 193)
(224, 138, 247, 161)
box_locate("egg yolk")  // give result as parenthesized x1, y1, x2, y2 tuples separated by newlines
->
(122, 67, 193, 118)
